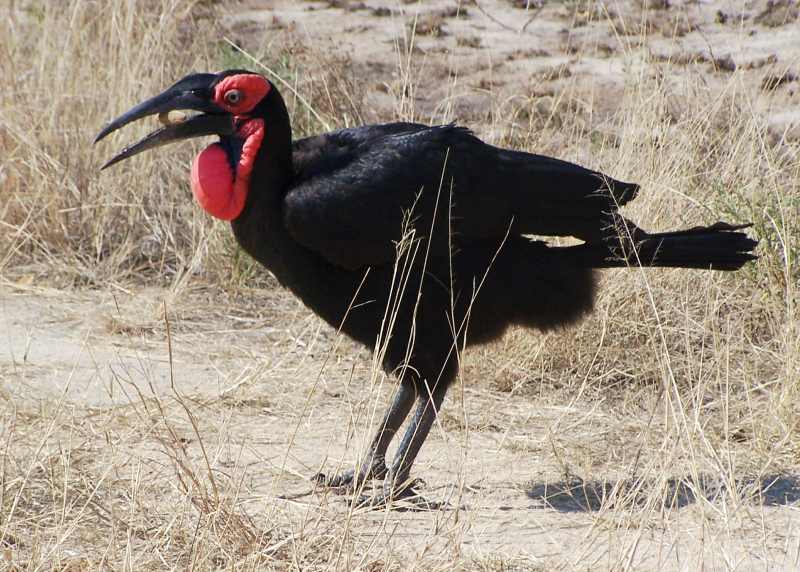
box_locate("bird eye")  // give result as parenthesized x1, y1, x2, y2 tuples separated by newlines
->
(224, 90, 242, 105)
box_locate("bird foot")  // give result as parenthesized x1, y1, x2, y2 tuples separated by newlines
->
(313, 458, 388, 490)
(351, 477, 443, 511)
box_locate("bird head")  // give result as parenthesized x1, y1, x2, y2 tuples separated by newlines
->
(96, 70, 277, 221)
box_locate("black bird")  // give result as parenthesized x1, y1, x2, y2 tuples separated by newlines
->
(96, 70, 757, 505)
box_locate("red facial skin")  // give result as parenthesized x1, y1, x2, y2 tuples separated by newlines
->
(190, 74, 270, 221)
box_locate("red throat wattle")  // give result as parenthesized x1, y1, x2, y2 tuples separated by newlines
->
(190, 118, 265, 221)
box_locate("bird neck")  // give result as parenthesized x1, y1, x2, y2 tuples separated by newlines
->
(253, 88, 294, 189)
(238, 87, 294, 219)
(230, 87, 304, 275)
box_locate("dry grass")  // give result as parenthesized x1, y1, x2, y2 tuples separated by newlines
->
(1, 0, 799, 570)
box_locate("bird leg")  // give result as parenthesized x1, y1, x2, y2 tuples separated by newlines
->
(315, 380, 416, 490)
(357, 381, 448, 507)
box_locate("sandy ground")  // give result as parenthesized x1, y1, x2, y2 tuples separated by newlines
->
(2, 0, 800, 569)
(2, 282, 799, 569)
(226, 0, 800, 144)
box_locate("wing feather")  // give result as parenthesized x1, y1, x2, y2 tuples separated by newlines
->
(284, 124, 638, 269)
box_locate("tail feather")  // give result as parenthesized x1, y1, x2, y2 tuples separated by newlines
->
(564, 221, 758, 271)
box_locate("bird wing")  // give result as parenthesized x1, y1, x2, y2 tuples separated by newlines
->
(284, 124, 638, 270)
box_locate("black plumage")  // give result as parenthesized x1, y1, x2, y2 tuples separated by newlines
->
(96, 71, 757, 505)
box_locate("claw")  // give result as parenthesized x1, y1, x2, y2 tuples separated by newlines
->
(312, 458, 388, 490)
(348, 477, 444, 511)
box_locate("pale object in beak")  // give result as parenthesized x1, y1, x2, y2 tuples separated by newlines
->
(159, 110, 188, 126)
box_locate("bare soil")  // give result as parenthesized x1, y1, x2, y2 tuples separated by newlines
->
(226, 0, 800, 144)
(4, 282, 799, 569)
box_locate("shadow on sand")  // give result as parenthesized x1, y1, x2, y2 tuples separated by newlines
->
(526, 473, 800, 512)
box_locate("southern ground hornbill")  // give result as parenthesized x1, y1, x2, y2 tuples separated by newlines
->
(96, 70, 757, 505)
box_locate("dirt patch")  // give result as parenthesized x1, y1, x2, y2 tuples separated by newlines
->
(227, 0, 800, 143)
(2, 283, 799, 569)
